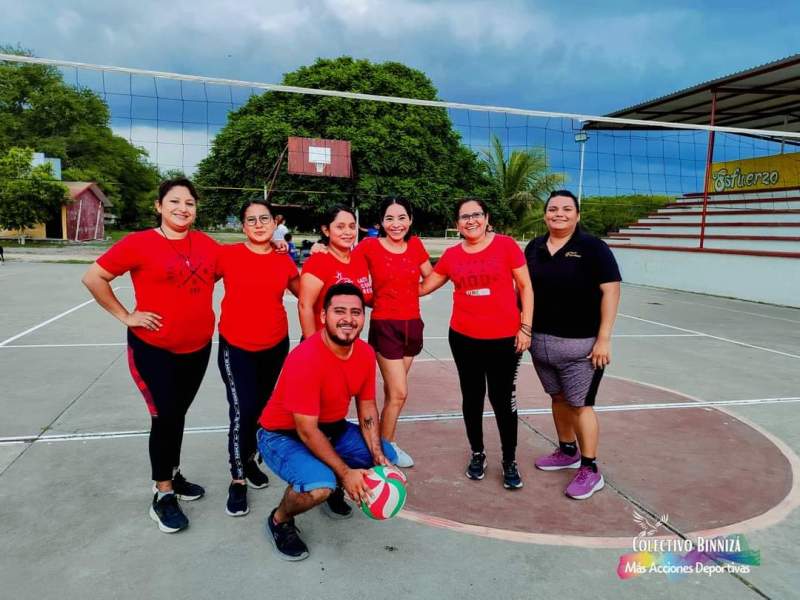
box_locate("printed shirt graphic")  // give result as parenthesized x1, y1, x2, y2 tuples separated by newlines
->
(433, 234, 525, 339)
(354, 236, 429, 320)
(301, 251, 373, 330)
(259, 332, 376, 430)
(217, 243, 299, 351)
(97, 229, 220, 353)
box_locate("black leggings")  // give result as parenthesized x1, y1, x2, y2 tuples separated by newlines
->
(448, 329, 521, 463)
(218, 335, 289, 479)
(126, 330, 211, 481)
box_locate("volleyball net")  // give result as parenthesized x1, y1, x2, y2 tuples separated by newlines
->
(2, 53, 799, 238)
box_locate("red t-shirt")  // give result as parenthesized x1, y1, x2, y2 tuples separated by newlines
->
(259, 331, 376, 430)
(433, 234, 525, 339)
(217, 243, 299, 351)
(354, 236, 429, 320)
(301, 252, 373, 330)
(97, 229, 219, 353)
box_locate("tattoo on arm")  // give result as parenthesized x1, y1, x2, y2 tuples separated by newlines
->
(363, 416, 374, 429)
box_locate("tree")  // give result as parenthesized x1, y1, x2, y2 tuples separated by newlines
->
(480, 134, 565, 233)
(0, 147, 67, 242)
(195, 57, 492, 229)
(0, 47, 161, 228)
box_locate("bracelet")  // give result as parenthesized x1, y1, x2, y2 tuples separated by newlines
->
(518, 328, 532, 337)
(519, 323, 532, 335)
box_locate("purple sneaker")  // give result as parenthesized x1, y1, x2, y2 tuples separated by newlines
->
(534, 448, 581, 471)
(565, 466, 605, 500)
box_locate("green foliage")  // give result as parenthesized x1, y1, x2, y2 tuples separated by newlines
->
(0, 146, 68, 236)
(195, 57, 493, 229)
(517, 194, 674, 239)
(0, 47, 161, 228)
(480, 134, 565, 232)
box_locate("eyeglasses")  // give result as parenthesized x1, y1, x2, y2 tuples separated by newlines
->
(245, 215, 273, 226)
(458, 211, 485, 222)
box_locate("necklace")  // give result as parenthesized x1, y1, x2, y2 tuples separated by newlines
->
(159, 226, 193, 267)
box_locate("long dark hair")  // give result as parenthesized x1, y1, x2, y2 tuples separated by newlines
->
(319, 204, 356, 244)
(378, 196, 413, 241)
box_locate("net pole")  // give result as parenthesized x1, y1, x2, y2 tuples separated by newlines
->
(699, 91, 718, 249)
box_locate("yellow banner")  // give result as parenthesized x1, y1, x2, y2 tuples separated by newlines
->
(709, 152, 800, 193)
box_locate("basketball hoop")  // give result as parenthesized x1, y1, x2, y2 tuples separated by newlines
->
(288, 137, 352, 178)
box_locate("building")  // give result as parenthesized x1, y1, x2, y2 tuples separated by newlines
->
(0, 182, 112, 241)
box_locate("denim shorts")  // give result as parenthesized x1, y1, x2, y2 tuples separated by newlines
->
(256, 421, 398, 492)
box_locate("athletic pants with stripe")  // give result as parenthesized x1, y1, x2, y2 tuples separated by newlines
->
(126, 330, 211, 482)
(448, 329, 521, 463)
(217, 335, 289, 480)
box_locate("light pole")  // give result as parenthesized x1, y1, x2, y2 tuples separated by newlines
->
(574, 130, 589, 205)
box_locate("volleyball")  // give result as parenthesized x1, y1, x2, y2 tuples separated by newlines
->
(360, 465, 407, 520)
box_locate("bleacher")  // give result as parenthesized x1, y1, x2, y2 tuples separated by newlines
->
(604, 188, 800, 307)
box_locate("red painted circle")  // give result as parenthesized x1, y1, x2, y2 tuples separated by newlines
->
(363, 361, 793, 540)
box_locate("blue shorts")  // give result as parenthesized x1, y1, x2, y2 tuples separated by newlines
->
(256, 421, 398, 493)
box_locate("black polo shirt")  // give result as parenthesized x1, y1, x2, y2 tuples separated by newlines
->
(524, 229, 621, 339)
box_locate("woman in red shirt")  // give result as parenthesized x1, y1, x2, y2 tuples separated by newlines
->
(82, 178, 219, 534)
(355, 197, 432, 468)
(420, 198, 533, 490)
(298, 206, 372, 338)
(216, 199, 300, 517)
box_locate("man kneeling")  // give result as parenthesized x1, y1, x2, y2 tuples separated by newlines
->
(256, 282, 398, 560)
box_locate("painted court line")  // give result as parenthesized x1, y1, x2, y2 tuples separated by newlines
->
(619, 313, 800, 360)
(0, 333, 703, 349)
(2, 396, 798, 446)
(0, 286, 128, 348)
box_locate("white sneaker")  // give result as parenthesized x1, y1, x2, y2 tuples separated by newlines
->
(390, 441, 414, 468)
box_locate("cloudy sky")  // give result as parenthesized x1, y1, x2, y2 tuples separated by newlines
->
(2, 1, 798, 193)
(4, 0, 799, 114)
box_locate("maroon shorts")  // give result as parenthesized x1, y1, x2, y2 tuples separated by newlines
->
(367, 318, 424, 360)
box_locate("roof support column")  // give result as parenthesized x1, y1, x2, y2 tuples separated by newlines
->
(699, 90, 717, 249)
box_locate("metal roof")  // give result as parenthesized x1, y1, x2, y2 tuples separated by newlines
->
(586, 54, 800, 134)
(64, 181, 112, 207)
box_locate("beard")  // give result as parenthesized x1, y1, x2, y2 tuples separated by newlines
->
(326, 322, 360, 346)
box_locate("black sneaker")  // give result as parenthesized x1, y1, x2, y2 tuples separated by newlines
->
(172, 471, 205, 501)
(149, 492, 188, 533)
(244, 461, 269, 489)
(266, 508, 309, 561)
(225, 482, 249, 517)
(321, 486, 352, 520)
(466, 452, 487, 480)
(502, 460, 524, 490)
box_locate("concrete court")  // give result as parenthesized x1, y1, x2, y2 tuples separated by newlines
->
(1, 261, 799, 600)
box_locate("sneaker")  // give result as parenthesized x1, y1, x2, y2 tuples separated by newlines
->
(389, 441, 414, 468)
(266, 508, 309, 561)
(465, 452, 487, 480)
(225, 482, 249, 517)
(321, 486, 353, 520)
(535, 448, 582, 471)
(149, 492, 188, 533)
(502, 460, 524, 490)
(565, 466, 605, 500)
(244, 461, 270, 489)
(171, 471, 205, 501)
